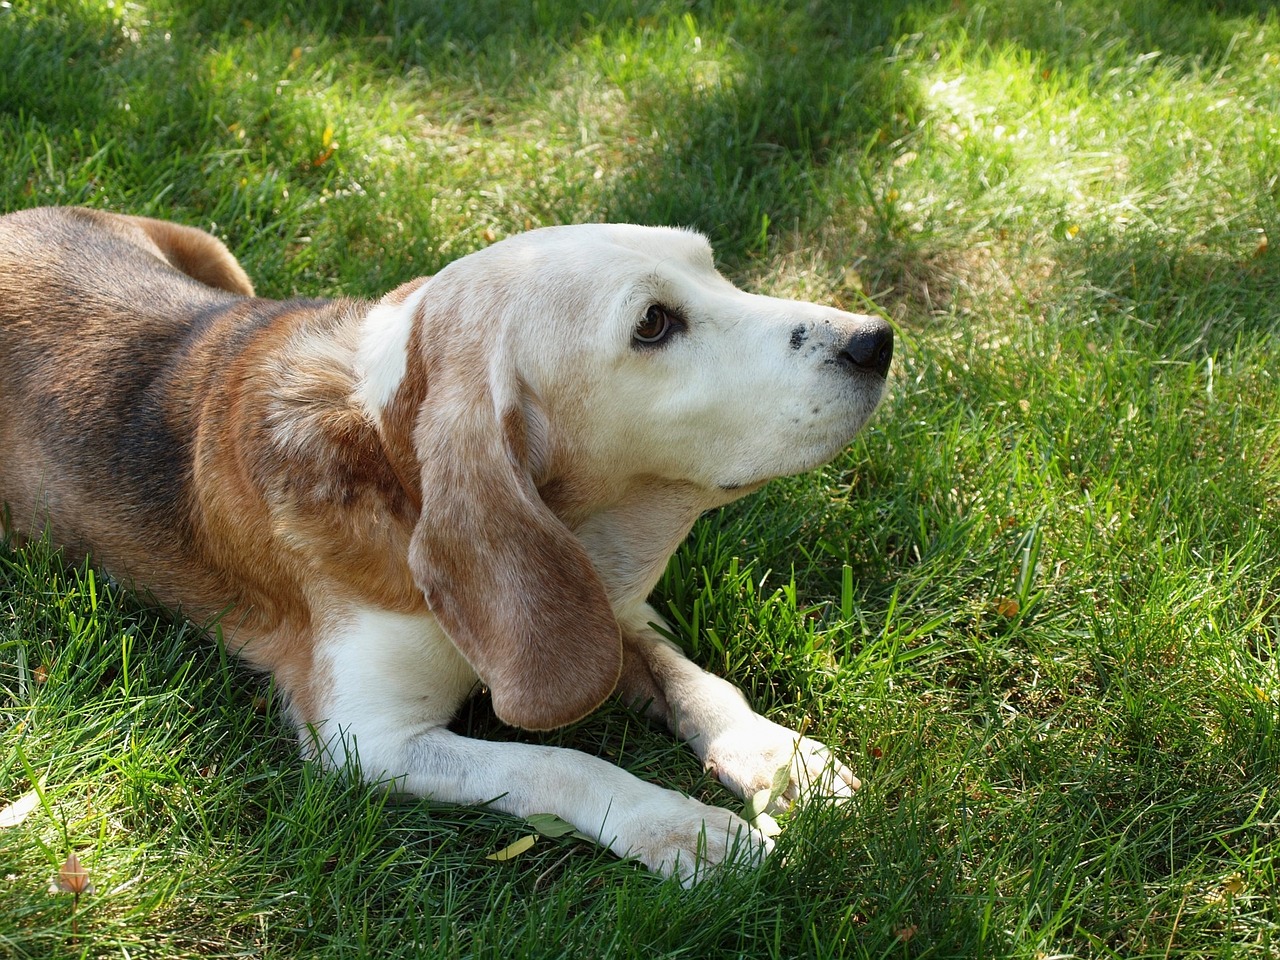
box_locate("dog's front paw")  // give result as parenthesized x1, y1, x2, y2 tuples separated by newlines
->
(703, 718, 859, 813)
(613, 791, 773, 886)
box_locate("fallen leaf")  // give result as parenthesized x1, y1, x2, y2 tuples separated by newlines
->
(744, 787, 773, 822)
(485, 835, 536, 862)
(995, 597, 1020, 618)
(770, 763, 790, 796)
(750, 810, 782, 838)
(525, 814, 577, 839)
(53, 853, 95, 896)
(0, 789, 41, 828)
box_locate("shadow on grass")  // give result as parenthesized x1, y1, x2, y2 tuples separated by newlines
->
(1056, 230, 1280, 354)
(144, 0, 942, 258)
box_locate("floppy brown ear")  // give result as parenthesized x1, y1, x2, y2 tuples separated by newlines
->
(405, 338, 622, 731)
(125, 214, 255, 297)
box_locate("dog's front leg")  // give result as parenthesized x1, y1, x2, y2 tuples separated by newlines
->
(618, 604, 860, 814)
(398, 730, 771, 884)
(308, 607, 770, 885)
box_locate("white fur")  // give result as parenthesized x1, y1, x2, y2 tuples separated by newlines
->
(314, 605, 773, 885)
(354, 279, 429, 419)
(310, 606, 478, 773)
(429, 223, 888, 491)
(617, 604, 860, 809)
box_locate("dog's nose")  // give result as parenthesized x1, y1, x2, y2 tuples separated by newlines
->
(837, 321, 893, 379)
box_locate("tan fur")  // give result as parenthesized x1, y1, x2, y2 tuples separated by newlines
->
(0, 208, 408, 725)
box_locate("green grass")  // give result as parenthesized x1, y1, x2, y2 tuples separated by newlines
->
(2, 0, 1279, 956)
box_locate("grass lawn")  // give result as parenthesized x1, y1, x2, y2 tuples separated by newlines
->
(2, 0, 1279, 956)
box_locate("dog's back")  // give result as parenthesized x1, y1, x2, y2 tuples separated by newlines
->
(0, 207, 254, 589)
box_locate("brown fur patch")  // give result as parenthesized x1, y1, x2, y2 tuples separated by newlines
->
(0, 207, 423, 726)
(126, 214, 255, 296)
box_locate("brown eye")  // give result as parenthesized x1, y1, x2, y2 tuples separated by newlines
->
(634, 304, 679, 345)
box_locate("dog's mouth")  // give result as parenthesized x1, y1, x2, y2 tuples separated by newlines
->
(713, 397, 886, 494)
(716, 478, 768, 495)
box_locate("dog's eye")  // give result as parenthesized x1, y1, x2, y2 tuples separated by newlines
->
(634, 304, 681, 345)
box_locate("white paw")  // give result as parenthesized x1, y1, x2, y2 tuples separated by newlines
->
(703, 718, 859, 813)
(612, 790, 774, 886)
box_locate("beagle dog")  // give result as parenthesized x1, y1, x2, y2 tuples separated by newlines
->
(0, 206, 892, 884)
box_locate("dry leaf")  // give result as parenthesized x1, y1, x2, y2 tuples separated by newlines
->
(995, 597, 1020, 618)
(53, 852, 95, 896)
(485, 835, 536, 862)
(0, 789, 41, 828)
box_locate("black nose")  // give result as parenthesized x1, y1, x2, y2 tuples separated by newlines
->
(837, 322, 894, 379)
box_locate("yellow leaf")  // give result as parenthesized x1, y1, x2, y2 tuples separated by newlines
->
(321, 124, 334, 149)
(995, 597, 1020, 618)
(0, 789, 41, 828)
(485, 834, 536, 861)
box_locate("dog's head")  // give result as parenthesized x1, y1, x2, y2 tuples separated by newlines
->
(355, 225, 892, 729)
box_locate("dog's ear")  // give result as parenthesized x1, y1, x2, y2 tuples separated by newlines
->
(392, 294, 622, 731)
